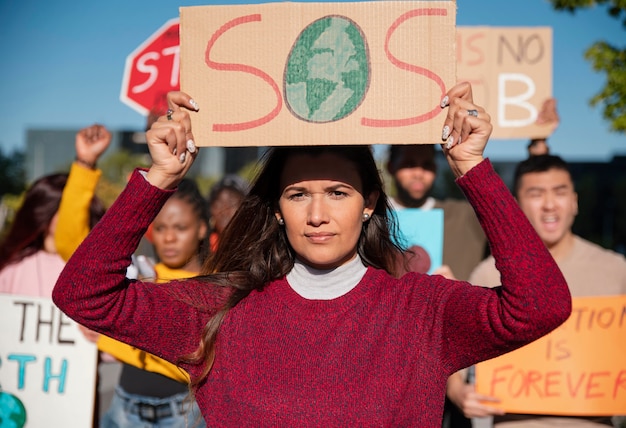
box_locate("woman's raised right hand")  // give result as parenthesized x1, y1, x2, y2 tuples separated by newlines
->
(145, 91, 200, 189)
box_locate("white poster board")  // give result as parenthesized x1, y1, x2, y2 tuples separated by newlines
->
(0, 294, 97, 427)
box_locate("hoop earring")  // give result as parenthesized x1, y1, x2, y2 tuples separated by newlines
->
(277, 218, 285, 226)
(362, 213, 370, 222)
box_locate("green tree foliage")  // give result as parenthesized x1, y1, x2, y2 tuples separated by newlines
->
(0, 148, 26, 197)
(0, 148, 26, 238)
(95, 150, 152, 207)
(549, 0, 626, 132)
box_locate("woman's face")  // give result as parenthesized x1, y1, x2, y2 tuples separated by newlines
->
(276, 152, 378, 270)
(152, 198, 207, 272)
(210, 189, 243, 234)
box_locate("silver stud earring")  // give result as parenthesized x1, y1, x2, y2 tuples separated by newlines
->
(362, 213, 370, 222)
(277, 218, 285, 226)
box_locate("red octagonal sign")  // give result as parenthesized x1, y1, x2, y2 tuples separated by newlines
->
(120, 19, 180, 116)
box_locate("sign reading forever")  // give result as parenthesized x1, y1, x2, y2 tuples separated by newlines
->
(180, 1, 456, 147)
(475, 295, 626, 416)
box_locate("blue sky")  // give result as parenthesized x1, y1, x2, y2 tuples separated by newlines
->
(0, 0, 623, 162)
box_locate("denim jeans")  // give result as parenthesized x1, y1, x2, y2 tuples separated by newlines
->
(100, 386, 205, 428)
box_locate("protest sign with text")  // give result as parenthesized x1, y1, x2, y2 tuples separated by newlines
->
(475, 295, 626, 415)
(180, 1, 456, 147)
(0, 294, 97, 427)
(457, 26, 554, 140)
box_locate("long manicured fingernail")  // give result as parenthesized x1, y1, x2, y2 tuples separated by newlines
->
(445, 136, 454, 149)
(189, 99, 199, 111)
(442, 125, 450, 140)
(186, 139, 196, 153)
(179, 152, 186, 163)
(440, 95, 449, 108)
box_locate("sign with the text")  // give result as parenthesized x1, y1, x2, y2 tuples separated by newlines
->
(457, 26, 554, 140)
(180, 1, 456, 147)
(475, 295, 626, 415)
(0, 294, 97, 427)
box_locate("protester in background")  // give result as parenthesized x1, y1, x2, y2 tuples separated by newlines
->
(46, 124, 115, 426)
(386, 143, 486, 282)
(54, 84, 572, 427)
(451, 154, 626, 427)
(0, 127, 106, 296)
(98, 179, 209, 427)
(0, 173, 71, 295)
(54, 126, 209, 427)
(55, 124, 157, 279)
(0, 125, 107, 426)
(54, 124, 111, 261)
(206, 174, 247, 252)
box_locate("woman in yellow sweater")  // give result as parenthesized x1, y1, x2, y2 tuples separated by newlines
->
(55, 142, 210, 427)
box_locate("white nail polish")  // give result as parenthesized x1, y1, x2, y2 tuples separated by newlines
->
(172, 147, 177, 155)
(440, 95, 449, 108)
(189, 99, 199, 111)
(179, 152, 186, 163)
(446, 136, 454, 149)
(442, 125, 450, 140)
(186, 139, 196, 153)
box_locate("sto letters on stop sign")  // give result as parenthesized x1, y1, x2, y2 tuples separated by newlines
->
(121, 18, 180, 116)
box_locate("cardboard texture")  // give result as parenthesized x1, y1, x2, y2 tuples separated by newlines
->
(475, 295, 626, 416)
(457, 26, 554, 139)
(180, 1, 456, 147)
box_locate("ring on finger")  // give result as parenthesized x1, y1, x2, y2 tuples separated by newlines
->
(166, 109, 174, 121)
(467, 109, 479, 118)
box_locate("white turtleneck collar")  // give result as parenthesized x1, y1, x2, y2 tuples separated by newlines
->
(286, 254, 367, 300)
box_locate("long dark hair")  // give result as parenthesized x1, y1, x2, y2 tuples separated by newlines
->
(181, 145, 405, 387)
(0, 173, 105, 272)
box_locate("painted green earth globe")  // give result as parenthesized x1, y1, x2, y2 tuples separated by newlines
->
(284, 16, 370, 122)
(0, 391, 26, 428)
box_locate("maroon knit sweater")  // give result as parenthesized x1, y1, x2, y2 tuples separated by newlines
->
(53, 159, 571, 427)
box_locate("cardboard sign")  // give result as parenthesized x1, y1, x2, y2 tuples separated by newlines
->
(392, 208, 444, 274)
(457, 26, 554, 139)
(180, 1, 456, 147)
(0, 294, 97, 427)
(475, 295, 626, 416)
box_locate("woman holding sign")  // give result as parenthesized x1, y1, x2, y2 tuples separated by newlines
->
(53, 82, 571, 427)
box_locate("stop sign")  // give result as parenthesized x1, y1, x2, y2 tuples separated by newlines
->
(120, 19, 180, 116)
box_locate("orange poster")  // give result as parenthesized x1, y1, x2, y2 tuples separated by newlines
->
(180, 1, 456, 147)
(457, 26, 554, 140)
(475, 295, 626, 415)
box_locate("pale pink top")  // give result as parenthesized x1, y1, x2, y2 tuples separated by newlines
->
(0, 250, 65, 298)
